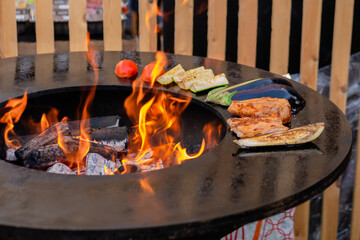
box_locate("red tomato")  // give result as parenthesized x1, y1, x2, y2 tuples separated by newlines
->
(141, 62, 165, 82)
(114, 60, 138, 78)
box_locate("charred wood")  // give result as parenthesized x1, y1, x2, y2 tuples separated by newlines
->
(71, 126, 128, 141)
(15, 122, 71, 161)
(86, 153, 116, 175)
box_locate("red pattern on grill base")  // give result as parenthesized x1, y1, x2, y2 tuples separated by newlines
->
(222, 209, 294, 240)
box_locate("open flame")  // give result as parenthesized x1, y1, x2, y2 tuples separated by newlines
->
(0, 92, 28, 149)
(0, 40, 221, 175)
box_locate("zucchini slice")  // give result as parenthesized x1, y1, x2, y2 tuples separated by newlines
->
(190, 73, 229, 93)
(180, 69, 214, 90)
(172, 66, 205, 83)
(233, 122, 325, 148)
(156, 64, 185, 85)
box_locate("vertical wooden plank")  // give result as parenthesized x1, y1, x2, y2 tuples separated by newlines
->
(68, 0, 87, 52)
(351, 114, 360, 239)
(299, 0, 322, 90)
(207, 0, 227, 60)
(103, 0, 123, 51)
(294, 2, 322, 239)
(35, 0, 55, 54)
(322, 1, 354, 240)
(174, 0, 194, 55)
(294, 201, 310, 240)
(0, 0, 18, 58)
(139, 0, 157, 52)
(269, 0, 291, 75)
(237, 0, 258, 67)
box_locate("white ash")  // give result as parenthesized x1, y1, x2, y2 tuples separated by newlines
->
(86, 153, 116, 175)
(99, 139, 127, 152)
(47, 163, 72, 175)
(6, 148, 17, 161)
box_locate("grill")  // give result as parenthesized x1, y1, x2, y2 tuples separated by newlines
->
(0, 52, 352, 239)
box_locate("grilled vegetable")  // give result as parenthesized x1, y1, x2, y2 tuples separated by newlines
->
(206, 77, 296, 105)
(190, 73, 229, 93)
(233, 122, 324, 148)
(178, 69, 215, 89)
(156, 64, 185, 85)
(206, 82, 305, 114)
(172, 66, 205, 83)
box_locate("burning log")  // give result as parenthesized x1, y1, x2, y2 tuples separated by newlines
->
(86, 153, 116, 175)
(70, 126, 128, 141)
(61, 136, 118, 160)
(25, 144, 64, 168)
(15, 122, 71, 161)
(47, 163, 72, 175)
(67, 115, 120, 130)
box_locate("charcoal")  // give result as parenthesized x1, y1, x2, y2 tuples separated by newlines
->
(15, 122, 71, 161)
(86, 153, 116, 175)
(47, 163, 72, 175)
(5, 148, 17, 161)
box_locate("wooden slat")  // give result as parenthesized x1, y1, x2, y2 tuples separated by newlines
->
(299, 0, 322, 90)
(174, 0, 194, 55)
(35, 0, 55, 54)
(237, 0, 258, 67)
(322, 1, 354, 240)
(0, 0, 18, 58)
(139, 0, 157, 52)
(269, 0, 291, 75)
(294, 201, 310, 240)
(68, 0, 87, 52)
(351, 115, 360, 239)
(207, 0, 227, 60)
(103, 0, 123, 51)
(294, 2, 323, 239)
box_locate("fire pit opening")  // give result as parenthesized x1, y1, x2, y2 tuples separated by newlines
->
(0, 85, 227, 175)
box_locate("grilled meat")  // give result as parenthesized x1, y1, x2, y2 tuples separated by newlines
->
(227, 116, 288, 138)
(227, 97, 291, 123)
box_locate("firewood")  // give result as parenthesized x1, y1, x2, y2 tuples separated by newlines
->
(25, 144, 64, 168)
(5, 148, 17, 161)
(70, 126, 128, 141)
(15, 122, 71, 161)
(61, 136, 118, 160)
(67, 115, 120, 130)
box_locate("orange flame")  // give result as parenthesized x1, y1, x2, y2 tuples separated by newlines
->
(0, 92, 28, 149)
(123, 51, 216, 170)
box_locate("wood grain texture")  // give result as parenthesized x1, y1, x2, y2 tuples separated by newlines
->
(103, 0, 123, 51)
(322, 1, 354, 240)
(269, 0, 291, 75)
(207, 0, 227, 60)
(351, 114, 360, 240)
(328, 0, 354, 113)
(299, 0, 322, 90)
(174, 0, 194, 55)
(237, 0, 258, 67)
(294, 201, 310, 240)
(0, 0, 18, 58)
(35, 0, 55, 54)
(139, 0, 157, 52)
(294, 3, 323, 238)
(68, 0, 87, 52)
